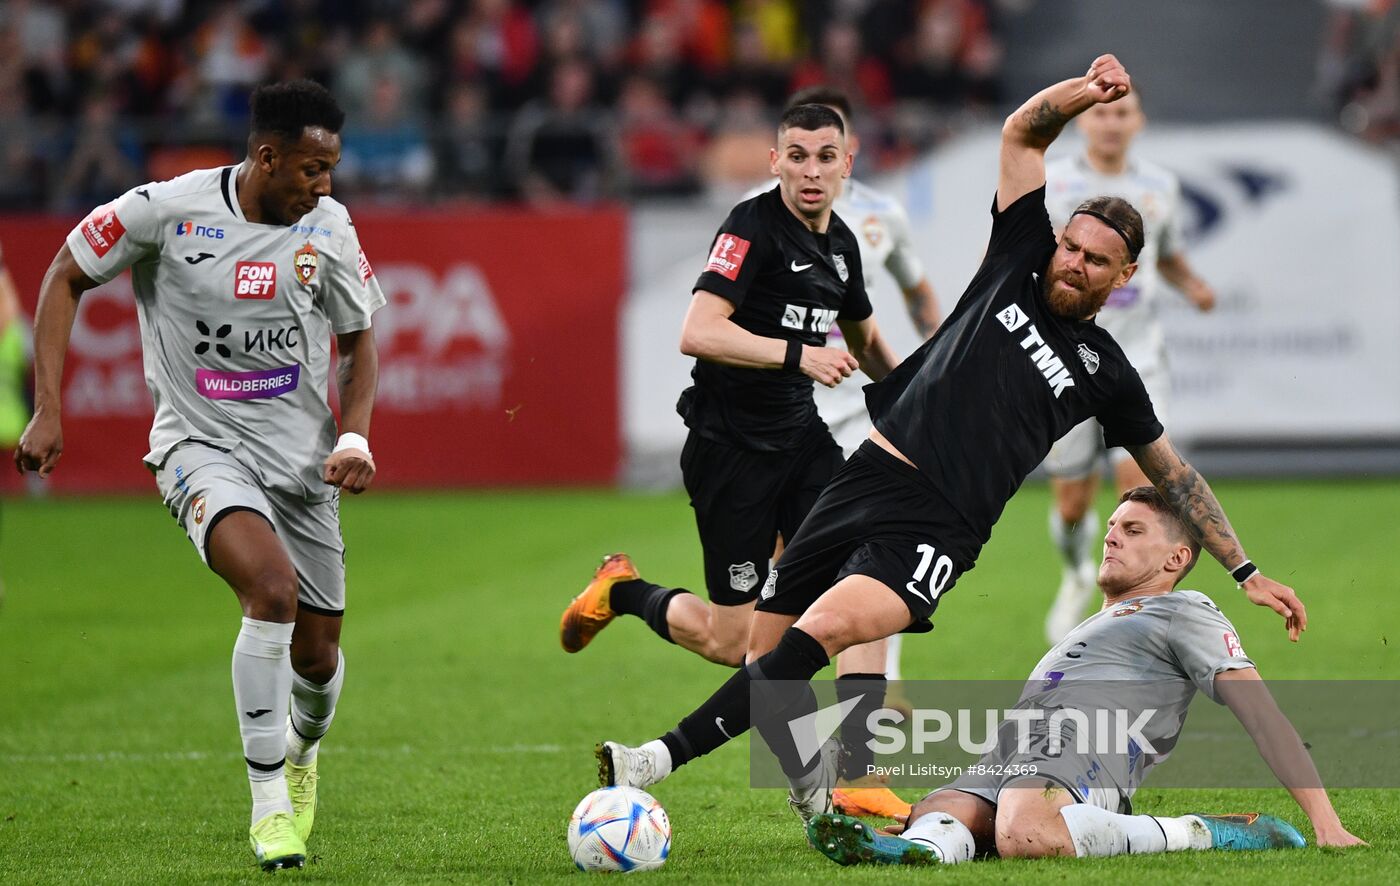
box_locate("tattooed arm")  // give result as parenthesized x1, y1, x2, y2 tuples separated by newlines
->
(1128, 432, 1309, 641)
(998, 54, 1132, 211)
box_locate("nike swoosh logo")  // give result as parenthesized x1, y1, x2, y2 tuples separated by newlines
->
(715, 717, 734, 739)
(185, 253, 215, 265)
(136, 188, 150, 201)
(905, 580, 931, 605)
(245, 708, 273, 719)
(790, 261, 814, 272)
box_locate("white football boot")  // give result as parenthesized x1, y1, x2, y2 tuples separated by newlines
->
(596, 741, 669, 789)
(788, 739, 842, 827)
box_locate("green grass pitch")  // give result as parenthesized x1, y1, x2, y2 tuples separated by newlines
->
(1, 479, 1397, 883)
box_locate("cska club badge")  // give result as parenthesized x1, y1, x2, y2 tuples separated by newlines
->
(294, 242, 319, 286)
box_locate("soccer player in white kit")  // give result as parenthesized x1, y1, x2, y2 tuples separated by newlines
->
(807, 487, 1363, 867)
(748, 88, 943, 821)
(15, 81, 386, 870)
(1041, 90, 1218, 644)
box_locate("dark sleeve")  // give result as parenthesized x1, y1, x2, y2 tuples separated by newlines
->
(838, 236, 872, 321)
(986, 186, 1056, 262)
(693, 200, 770, 308)
(1098, 363, 1165, 449)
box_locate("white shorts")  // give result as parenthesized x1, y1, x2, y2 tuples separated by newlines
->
(813, 376, 872, 458)
(1044, 365, 1171, 480)
(155, 442, 347, 614)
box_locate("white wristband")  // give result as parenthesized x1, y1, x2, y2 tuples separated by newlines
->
(333, 432, 372, 458)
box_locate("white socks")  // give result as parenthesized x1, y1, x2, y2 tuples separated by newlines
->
(1060, 804, 1212, 856)
(640, 740, 673, 781)
(1049, 507, 1098, 573)
(233, 617, 294, 823)
(903, 811, 975, 863)
(884, 633, 903, 682)
(288, 649, 345, 766)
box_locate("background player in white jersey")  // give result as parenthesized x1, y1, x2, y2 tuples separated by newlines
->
(1042, 89, 1219, 643)
(15, 81, 386, 871)
(808, 486, 1363, 867)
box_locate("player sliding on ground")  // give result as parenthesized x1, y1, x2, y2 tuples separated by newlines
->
(592, 54, 1309, 831)
(15, 81, 384, 871)
(807, 486, 1364, 866)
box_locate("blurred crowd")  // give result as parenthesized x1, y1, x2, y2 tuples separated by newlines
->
(1315, 0, 1400, 145)
(0, 0, 1018, 211)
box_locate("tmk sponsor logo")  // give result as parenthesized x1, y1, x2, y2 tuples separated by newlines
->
(235, 262, 277, 299)
(176, 221, 225, 239)
(996, 302, 1074, 397)
(781, 304, 838, 334)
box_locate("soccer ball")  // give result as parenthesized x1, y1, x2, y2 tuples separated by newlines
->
(567, 786, 671, 872)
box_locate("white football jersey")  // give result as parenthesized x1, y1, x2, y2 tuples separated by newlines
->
(1045, 155, 1183, 374)
(66, 166, 386, 501)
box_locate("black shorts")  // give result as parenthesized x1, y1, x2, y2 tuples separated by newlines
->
(755, 440, 982, 631)
(681, 428, 844, 606)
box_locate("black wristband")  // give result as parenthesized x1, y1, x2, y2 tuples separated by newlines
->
(1230, 560, 1259, 585)
(783, 339, 803, 372)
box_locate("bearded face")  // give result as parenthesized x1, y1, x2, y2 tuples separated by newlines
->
(1043, 215, 1137, 319)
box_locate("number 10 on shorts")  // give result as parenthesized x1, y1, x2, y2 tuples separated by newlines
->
(906, 543, 953, 605)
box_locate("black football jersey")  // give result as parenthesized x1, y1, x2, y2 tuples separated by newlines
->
(681, 187, 872, 451)
(865, 186, 1163, 548)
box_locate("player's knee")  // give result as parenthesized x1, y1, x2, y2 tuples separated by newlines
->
(244, 567, 299, 621)
(791, 609, 855, 655)
(292, 643, 339, 684)
(994, 807, 1073, 859)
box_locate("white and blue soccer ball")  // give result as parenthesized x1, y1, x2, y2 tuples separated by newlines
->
(567, 786, 671, 873)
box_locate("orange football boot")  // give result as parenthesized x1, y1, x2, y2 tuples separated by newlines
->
(560, 553, 639, 653)
(833, 785, 913, 820)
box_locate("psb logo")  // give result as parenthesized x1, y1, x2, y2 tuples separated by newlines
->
(176, 221, 225, 239)
(1077, 343, 1100, 375)
(997, 303, 1029, 332)
(759, 568, 778, 600)
(729, 561, 759, 593)
(832, 253, 849, 282)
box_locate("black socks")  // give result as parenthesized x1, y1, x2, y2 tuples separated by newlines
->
(610, 579, 688, 643)
(836, 673, 886, 780)
(660, 627, 830, 775)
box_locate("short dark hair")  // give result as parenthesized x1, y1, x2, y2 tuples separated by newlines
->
(778, 103, 845, 137)
(785, 87, 853, 124)
(1119, 486, 1200, 583)
(250, 80, 345, 143)
(1072, 196, 1145, 263)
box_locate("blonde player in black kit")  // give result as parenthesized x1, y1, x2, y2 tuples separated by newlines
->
(560, 104, 898, 667)
(594, 55, 1309, 830)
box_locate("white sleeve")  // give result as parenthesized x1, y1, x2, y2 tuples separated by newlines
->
(1168, 595, 1255, 703)
(325, 219, 387, 334)
(882, 202, 926, 291)
(65, 186, 162, 283)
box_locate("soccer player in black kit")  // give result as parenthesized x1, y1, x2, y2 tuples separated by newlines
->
(559, 104, 898, 667)
(593, 55, 1309, 828)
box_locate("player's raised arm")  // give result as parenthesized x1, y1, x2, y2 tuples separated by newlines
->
(1215, 668, 1366, 847)
(1126, 432, 1308, 640)
(14, 245, 101, 477)
(999, 55, 1132, 211)
(680, 290, 857, 387)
